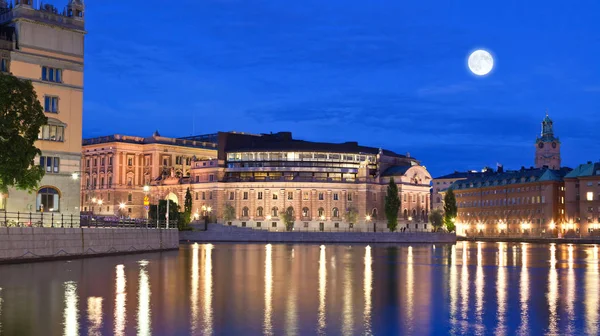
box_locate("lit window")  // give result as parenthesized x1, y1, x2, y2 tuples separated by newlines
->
(587, 192, 594, 201)
(303, 192, 309, 201)
(38, 125, 65, 142)
(37, 187, 60, 212)
(127, 193, 132, 202)
(272, 193, 278, 200)
(287, 192, 293, 200)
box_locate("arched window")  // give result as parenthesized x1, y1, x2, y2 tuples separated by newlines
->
(332, 207, 339, 218)
(318, 207, 325, 218)
(257, 206, 264, 217)
(37, 187, 60, 212)
(302, 207, 310, 218)
(372, 208, 378, 218)
(242, 207, 249, 217)
(286, 206, 294, 218)
(421, 210, 426, 220)
(403, 209, 408, 219)
(412, 209, 417, 218)
(271, 206, 278, 217)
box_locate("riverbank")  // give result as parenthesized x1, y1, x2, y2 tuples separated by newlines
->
(0, 227, 179, 264)
(458, 235, 600, 244)
(180, 224, 456, 244)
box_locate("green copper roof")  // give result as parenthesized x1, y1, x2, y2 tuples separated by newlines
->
(565, 162, 600, 178)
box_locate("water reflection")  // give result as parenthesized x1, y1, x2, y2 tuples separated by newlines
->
(317, 245, 327, 335)
(475, 242, 484, 333)
(548, 244, 558, 334)
(0, 287, 3, 334)
(518, 244, 529, 335)
(364, 246, 373, 336)
(585, 245, 599, 335)
(406, 246, 414, 328)
(114, 264, 126, 336)
(496, 243, 507, 336)
(460, 242, 469, 322)
(286, 248, 298, 336)
(137, 260, 151, 336)
(87, 297, 103, 336)
(203, 244, 214, 336)
(190, 243, 199, 334)
(449, 245, 457, 327)
(264, 244, 273, 336)
(566, 245, 575, 334)
(63, 281, 79, 336)
(342, 250, 353, 336)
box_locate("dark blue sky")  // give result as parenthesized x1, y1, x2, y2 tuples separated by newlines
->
(83, 0, 600, 177)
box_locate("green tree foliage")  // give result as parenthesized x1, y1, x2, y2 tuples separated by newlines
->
(223, 203, 235, 222)
(180, 187, 193, 229)
(344, 207, 358, 224)
(443, 188, 457, 232)
(385, 178, 401, 232)
(429, 209, 444, 231)
(149, 200, 180, 224)
(281, 207, 295, 231)
(0, 73, 48, 193)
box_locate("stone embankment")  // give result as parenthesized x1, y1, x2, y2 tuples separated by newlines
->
(180, 224, 456, 244)
(0, 227, 179, 264)
(459, 235, 600, 244)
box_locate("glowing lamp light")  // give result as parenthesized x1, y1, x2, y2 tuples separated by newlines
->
(266, 215, 272, 220)
(365, 215, 371, 221)
(143, 185, 150, 192)
(549, 221, 556, 230)
(477, 223, 485, 231)
(97, 199, 103, 206)
(91, 197, 97, 203)
(193, 212, 199, 220)
(71, 172, 79, 180)
(408, 216, 413, 221)
(207, 206, 212, 213)
(320, 215, 325, 221)
(119, 202, 126, 210)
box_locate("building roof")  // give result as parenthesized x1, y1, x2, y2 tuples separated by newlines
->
(381, 166, 412, 177)
(82, 134, 218, 150)
(434, 170, 494, 180)
(449, 167, 572, 190)
(219, 131, 407, 158)
(565, 162, 600, 178)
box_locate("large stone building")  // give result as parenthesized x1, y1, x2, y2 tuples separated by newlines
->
(80, 132, 217, 218)
(431, 168, 494, 211)
(152, 131, 433, 231)
(564, 162, 600, 234)
(0, 1, 85, 215)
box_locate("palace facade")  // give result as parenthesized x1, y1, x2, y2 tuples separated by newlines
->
(0, 1, 85, 215)
(152, 131, 432, 231)
(80, 132, 217, 218)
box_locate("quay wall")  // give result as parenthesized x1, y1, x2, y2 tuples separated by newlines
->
(0, 227, 179, 263)
(180, 225, 456, 244)
(458, 236, 600, 245)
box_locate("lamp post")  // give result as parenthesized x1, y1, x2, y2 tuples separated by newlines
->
(366, 214, 374, 232)
(143, 185, 150, 226)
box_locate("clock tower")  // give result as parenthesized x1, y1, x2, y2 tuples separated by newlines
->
(535, 112, 561, 169)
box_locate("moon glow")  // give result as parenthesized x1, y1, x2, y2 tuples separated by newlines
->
(468, 49, 494, 76)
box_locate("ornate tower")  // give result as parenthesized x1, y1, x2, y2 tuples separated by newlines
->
(535, 112, 561, 169)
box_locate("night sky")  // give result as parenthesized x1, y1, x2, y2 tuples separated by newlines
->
(83, 0, 600, 177)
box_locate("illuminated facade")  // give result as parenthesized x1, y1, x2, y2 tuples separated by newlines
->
(431, 168, 494, 211)
(153, 132, 433, 231)
(0, 1, 85, 215)
(81, 132, 217, 218)
(564, 162, 600, 234)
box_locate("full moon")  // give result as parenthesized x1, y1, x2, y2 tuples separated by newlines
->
(468, 49, 494, 76)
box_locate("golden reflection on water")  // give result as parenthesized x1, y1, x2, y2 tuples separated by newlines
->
(264, 244, 273, 336)
(449, 245, 458, 327)
(63, 281, 79, 336)
(137, 260, 151, 336)
(460, 242, 469, 321)
(342, 249, 354, 336)
(585, 245, 599, 335)
(87, 297, 103, 336)
(406, 246, 414, 328)
(496, 243, 507, 336)
(286, 248, 298, 336)
(475, 242, 484, 329)
(114, 264, 126, 336)
(318, 245, 327, 335)
(203, 244, 214, 336)
(190, 243, 199, 334)
(0, 287, 3, 334)
(548, 244, 558, 334)
(364, 246, 373, 336)
(517, 244, 529, 335)
(566, 244, 575, 334)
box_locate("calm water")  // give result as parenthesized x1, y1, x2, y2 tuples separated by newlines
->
(0, 242, 599, 335)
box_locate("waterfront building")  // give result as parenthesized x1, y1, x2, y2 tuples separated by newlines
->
(0, 1, 85, 216)
(152, 131, 432, 231)
(564, 161, 600, 234)
(431, 168, 494, 211)
(80, 132, 217, 218)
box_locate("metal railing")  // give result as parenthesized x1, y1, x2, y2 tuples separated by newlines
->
(0, 212, 177, 229)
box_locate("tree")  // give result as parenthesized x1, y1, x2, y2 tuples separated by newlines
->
(429, 209, 444, 231)
(149, 200, 180, 225)
(444, 188, 457, 232)
(0, 73, 48, 193)
(344, 207, 358, 224)
(223, 203, 235, 222)
(180, 188, 192, 227)
(281, 208, 295, 231)
(385, 178, 401, 232)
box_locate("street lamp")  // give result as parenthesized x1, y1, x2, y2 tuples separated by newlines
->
(71, 172, 79, 180)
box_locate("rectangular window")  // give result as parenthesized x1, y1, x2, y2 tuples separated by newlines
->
(163, 158, 168, 166)
(195, 176, 199, 183)
(39, 156, 60, 173)
(41, 66, 62, 83)
(287, 192, 293, 200)
(333, 193, 339, 201)
(588, 182, 594, 187)
(209, 175, 214, 182)
(108, 177, 112, 187)
(587, 192, 594, 201)
(303, 192, 309, 201)
(53, 157, 59, 173)
(128, 158, 133, 166)
(101, 158, 105, 166)
(86, 159, 90, 167)
(0, 59, 7, 72)
(229, 192, 235, 200)
(209, 191, 213, 200)
(38, 125, 65, 142)
(318, 193, 324, 200)
(541, 196, 545, 203)
(243, 192, 248, 200)
(273, 193, 278, 200)
(127, 194, 132, 202)
(44, 96, 59, 113)
(272, 222, 277, 228)
(347, 193, 353, 201)
(258, 192, 263, 200)
(107, 193, 111, 201)
(109, 157, 113, 165)
(195, 192, 198, 201)
(202, 192, 206, 200)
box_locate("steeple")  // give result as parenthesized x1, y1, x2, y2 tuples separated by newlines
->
(66, 0, 84, 20)
(541, 109, 554, 139)
(535, 110, 561, 169)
